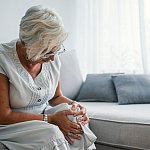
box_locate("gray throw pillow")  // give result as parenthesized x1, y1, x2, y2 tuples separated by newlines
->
(76, 74, 118, 102)
(112, 75, 150, 104)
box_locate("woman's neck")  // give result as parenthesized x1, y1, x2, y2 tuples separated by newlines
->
(16, 41, 41, 71)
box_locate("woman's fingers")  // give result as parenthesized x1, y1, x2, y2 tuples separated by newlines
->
(64, 134, 73, 145)
(77, 114, 90, 125)
(73, 104, 87, 116)
(71, 102, 79, 111)
(70, 102, 90, 125)
(68, 133, 81, 140)
(70, 101, 87, 117)
(64, 109, 76, 115)
(74, 108, 86, 116)
(82, 120, 89, 126)
(64, 132, 82, 145)
(58, 118, 82, 135)
(69, 126, 83, 134)
(69, 120, 81, 128)
(78, 114, 88, 122)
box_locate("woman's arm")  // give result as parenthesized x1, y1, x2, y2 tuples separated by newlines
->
(49, 81, 74, 106)
(49, 81, 90, 126)
(0, 73, 48, 125)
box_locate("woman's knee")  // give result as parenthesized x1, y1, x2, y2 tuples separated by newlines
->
(46, 124, 64, 140)
(27, 121, 64, 140)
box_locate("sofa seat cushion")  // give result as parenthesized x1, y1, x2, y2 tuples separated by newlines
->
(80, 102, 150, 150)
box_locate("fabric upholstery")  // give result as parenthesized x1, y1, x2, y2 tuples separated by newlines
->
(59, 50, 83, 100)
(80, 102, 150, 150)
(112, 74, 150, 104)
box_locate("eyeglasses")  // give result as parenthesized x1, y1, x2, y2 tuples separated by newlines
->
(40, 44, 66, 60)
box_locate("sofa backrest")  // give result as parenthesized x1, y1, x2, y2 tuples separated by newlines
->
(59, 50, 83, 100)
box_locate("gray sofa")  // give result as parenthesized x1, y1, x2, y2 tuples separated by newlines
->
(59, 50, 150, 150)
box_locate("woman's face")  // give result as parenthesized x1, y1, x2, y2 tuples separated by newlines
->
(29, 45, 61, 64)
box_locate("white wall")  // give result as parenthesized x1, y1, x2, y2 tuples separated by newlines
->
(0, 0, 77, 49)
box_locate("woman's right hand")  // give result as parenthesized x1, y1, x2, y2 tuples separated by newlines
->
(50, 109, 83, 145)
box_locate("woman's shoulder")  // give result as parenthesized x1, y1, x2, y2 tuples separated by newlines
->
(0, 39, 17, 54)
(0, 39, 17, 67)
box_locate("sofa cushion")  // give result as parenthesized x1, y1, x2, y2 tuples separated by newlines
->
(59, 50, 83, 100)
(76, 74, 118, 102)
(112, 74, 150, 104)
(80, 102, 150, 149)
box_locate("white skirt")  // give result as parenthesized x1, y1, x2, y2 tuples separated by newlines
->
(0, 103, 96, 150)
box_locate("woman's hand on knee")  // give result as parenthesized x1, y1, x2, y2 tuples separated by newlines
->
(51, 109, 83, 144)
(71, 102, 90, 125)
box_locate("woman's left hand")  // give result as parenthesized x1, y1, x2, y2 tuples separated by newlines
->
(70, 101, 90, 126)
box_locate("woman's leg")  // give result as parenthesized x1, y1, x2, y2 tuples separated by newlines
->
(0, 120, 70, 150)
(44, 103, 96, 150)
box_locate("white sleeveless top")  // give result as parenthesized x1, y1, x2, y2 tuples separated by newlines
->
(0, 40, 61, 114)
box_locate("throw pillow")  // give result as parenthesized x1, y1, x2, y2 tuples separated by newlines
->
(76, 74, 119, 102)
(112, 74, 150, 104)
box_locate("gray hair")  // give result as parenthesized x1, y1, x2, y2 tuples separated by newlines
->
(19, 5, 67, 61)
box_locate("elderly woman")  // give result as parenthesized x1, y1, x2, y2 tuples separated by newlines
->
(0, 5, 96, 150)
